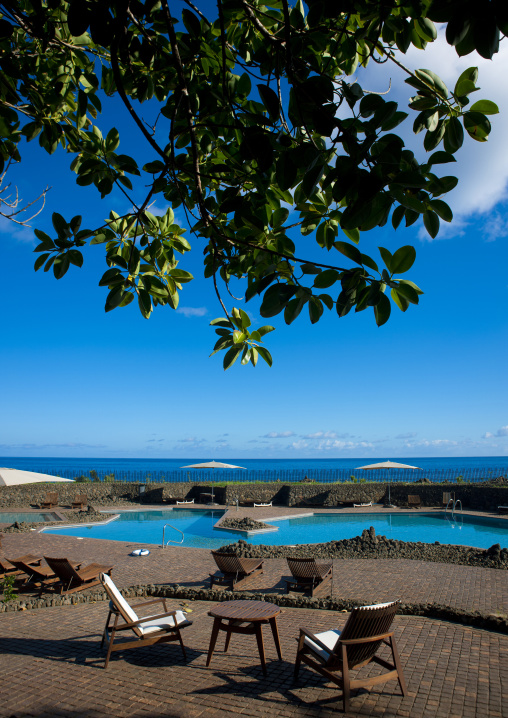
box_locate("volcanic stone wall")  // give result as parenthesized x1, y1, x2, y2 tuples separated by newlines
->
(0, 480, 506, 512)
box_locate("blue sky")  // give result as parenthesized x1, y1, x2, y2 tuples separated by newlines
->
(0, 18, 507, 461)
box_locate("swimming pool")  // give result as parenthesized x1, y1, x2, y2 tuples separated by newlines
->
(42, 509, 508, 549)
(0, 511, 58, 523)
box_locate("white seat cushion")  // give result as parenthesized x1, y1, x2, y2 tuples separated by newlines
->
(360, 601, 396, 610)
(139, 610, 188, 635)
(304, 629, 341, 661)
(102, 573, 138, 624)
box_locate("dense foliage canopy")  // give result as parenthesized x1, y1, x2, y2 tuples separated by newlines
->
(0, 0, 504, 367)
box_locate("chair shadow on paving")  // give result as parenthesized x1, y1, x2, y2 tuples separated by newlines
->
(0, 634, 202, 670)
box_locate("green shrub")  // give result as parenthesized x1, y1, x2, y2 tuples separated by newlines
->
(1, 574, 16, 603)
(104, 473, 115, 483)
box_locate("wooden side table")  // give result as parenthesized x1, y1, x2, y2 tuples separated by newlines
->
(206, 599, 283, 675)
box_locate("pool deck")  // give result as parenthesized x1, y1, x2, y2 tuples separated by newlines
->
(0, 504, 507, 717)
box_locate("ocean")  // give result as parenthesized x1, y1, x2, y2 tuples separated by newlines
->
(1, 456, 507, 483)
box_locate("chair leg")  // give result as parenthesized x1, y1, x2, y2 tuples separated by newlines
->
(293, 633, 306, 680)
(101, 610, 113, 649)
(176, 627, 187, 661)
(389, 636, 407, 696)
(341, 644, 351, 713)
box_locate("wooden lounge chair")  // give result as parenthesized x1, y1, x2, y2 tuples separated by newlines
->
(294, 600, 407, 712)
(442, 492, 453, 507)
(407, 494, 421, 508)
(72, 493, 88, 510)
(44, 556, 113, 594)
(100, 572, 192, 669)
(285, 557, 333, 598)
(209, 551, 264, 591)
(41, 491, 58, 509)
(353, 501, 373, 508)
(7, 556, 60, 588)
(176, 498, 194, 504)
(0, 554, 42, 579)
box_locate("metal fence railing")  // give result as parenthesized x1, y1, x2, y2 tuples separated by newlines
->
(24, 467, 508, 484)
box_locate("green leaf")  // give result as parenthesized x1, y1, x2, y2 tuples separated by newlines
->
(428, 151, 456, 165)
(256, 346, 272, 367)
(334, 241, 362, 265)
(423, 210, 440, 238)
(105, 127, 120, 152)
(469, 100, 499, 115)
(53, 253, 70, 279)
(313, 269, 339, 289)
(34, 253, 50, 271)
(271, 207, 289, 228)
(391, 287, 410, 312)
(257, 325, 275, 337)
(415, 69, 449, 99)
(429, 199, 453, 222)
(52, 212, 71, 239)
(391, 246, 416, 274)
(443, 117, 464, 153)
(257, 84, 280, 119)
(378, 247, 393, 273)
(374, 293, 391, 327)
(463, 112, 491, 141)
(309, 297, 323, 324)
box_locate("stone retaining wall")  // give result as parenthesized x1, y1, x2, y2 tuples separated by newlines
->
(1, 581, 506, 634)
(1, 480, 507, 511)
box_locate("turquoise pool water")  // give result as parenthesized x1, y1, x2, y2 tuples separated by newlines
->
(42, 509, 508, 549)
(0, 511, 57, 523)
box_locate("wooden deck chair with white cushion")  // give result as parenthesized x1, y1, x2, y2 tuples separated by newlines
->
(294, 600, 407, 712)
(100, 573, 192, 669)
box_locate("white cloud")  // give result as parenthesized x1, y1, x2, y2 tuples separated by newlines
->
(176, 306, 208, 318)
(360, 32, 508, 221)
(262, 431, 296, 438)
(301, 431, 347, 439)
(483, 425, 508, 439)
(483, 213, 508, 243)
(0, 215, 36, 243)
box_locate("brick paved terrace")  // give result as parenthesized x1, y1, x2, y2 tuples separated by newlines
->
(0, 504, 507, 717)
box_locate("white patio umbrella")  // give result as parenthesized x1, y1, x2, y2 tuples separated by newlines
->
(180, 461, 246, 505)
(0, 468, 75, 486)
(355, 461, 422, 507)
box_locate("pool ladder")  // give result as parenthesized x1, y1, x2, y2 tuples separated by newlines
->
(161, 523, 184, 547)
(445, 498, 463, 528)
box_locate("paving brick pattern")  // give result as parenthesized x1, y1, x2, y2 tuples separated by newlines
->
(0, 600, 506, 718)
(1, 527, 507, 614)
(1, 505, 508, 717)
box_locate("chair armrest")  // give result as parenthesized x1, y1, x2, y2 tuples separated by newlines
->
(297, 627, 334, 654)
(113, 610, 180, 630)
(340, 631, 393, 645)
(131, 598, 167, 609)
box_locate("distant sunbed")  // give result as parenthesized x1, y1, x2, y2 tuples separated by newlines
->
(353, 501, 373, 508)
(210, 551, 264, 590)
(253, 501, 272, 507)
(44, 557, 113, 594)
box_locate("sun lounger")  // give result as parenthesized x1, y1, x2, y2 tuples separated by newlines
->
(353, 501, 373, 507)
(407, 494, 421, 508)
(253, 501, 272, 507)
(41, 492, 58, 509)
(294, 600, 406, 712)
(0, 554, 42, 579)
(7, 556, 81, 593)
(209, 551, 264, 590)
(176, 499, 194, 504)
(72, 493, 88, 510)
(498, 506, 508, 514)
(100, 573, 192, 669)
(285, 557, 333, 597)
(44, 557, 113, 594)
